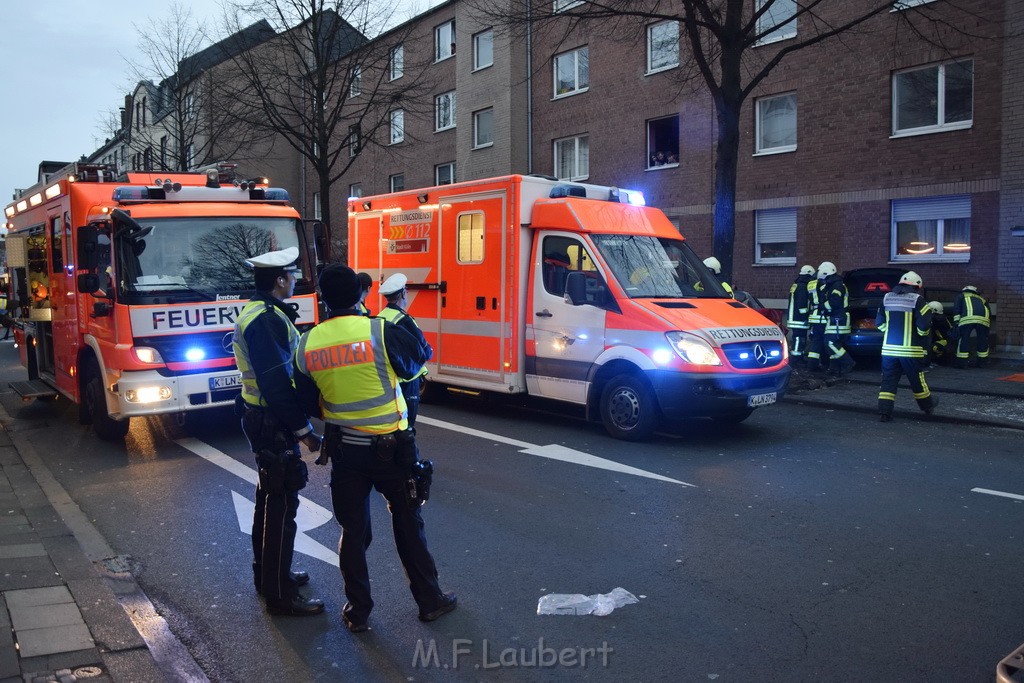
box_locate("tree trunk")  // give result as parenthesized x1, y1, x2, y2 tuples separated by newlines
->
(713, 94, 740, 284)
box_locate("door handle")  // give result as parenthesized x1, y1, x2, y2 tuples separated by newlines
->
(536, 309, 553, 318)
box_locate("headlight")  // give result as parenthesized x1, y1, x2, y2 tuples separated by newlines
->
(665, 331, 722, 366)
(132, 347, 164, 364)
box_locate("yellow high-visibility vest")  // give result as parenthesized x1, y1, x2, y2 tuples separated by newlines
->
(232, 300, 300, 407)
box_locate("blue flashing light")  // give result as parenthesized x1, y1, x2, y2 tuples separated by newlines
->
(112, 187, 150, 201)
(264, 188, 290, 201)
(185, 348, 206, 362)
(623, 190, 646, 206)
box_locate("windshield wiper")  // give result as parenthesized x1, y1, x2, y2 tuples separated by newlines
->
(134, 284, 217, 302)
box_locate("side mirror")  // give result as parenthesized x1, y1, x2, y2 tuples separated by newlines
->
(77, 273, 99, 294)
(78, 226, 100, 271)
(565, 271, 606, 306)
(313, 221, 330, 263)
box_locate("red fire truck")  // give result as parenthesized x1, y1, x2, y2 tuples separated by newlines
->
(3, 162, 328, 439)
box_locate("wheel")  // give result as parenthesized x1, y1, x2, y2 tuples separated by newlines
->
(83, 361, 130, 441)
(711, 408, 754, 424)
(419, 379, 445, 404)
(599, 373, 659, 441)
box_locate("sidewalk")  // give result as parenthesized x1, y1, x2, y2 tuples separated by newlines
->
(784, 352, 1024, 429)
(0, 410, 166, 682)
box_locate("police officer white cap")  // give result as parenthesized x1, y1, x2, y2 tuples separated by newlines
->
(244, 246, 299, 269)
(379, 273, 408, 296)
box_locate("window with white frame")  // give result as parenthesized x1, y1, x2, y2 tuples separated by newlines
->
(457, 212, 484, 263)
(647, 116, 679, 168)
(892, 60, 973, 136)
(348, 66, 361, 98)
(390, 45, 404, 80)
(348, 183, 362, 199)
(390, 173, 405, 192)
(756, 0, 797, 44)
(435, 20, 456, 61)
(474, 108, 493, 148)
(554, 135, 589, 181)
(348, 124, 360, 157)
(474, 29, 493, 70)
(435, 91, 456, 131)
(554, 0, 583, 11)
(647, 21, 679, 73)
(755, 208, 797, 264)
(390, 110, 404, 144)
(756, 92, 797, 154)
(553, 47, 589, 97)
(436, 162, 456, 185)
(892, 195, 971, 262)
(313, 192, 322, 220)
(185, 93, 195, 120)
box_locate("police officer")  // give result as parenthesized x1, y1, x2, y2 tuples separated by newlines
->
(875, 271, 938, 422)
(377, 273, 432, 428)
(294, 264, 456, 633)
(356, 272, 373, 316)
(817, 261, 856, 376)
(953, 285, 991, 367)
(232, 246, 325, 616)
(786, 265, 816, 367)
(805, 263, 829, 373)
(702, 257, 734, 297)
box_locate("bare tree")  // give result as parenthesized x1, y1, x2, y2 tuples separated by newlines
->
(478, 0, 998, 281)
(220, 0, 436, 255)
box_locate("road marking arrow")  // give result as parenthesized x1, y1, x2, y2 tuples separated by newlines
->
(415, 416, 695, 487)
(176, 437, 339, 566)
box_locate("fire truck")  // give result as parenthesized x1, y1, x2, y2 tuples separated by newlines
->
(349, 174, 790, 441)
(3, 162, 328, 440)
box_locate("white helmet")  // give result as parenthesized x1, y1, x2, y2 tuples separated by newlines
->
(703, 257, 722, 274)
(927, 301, 943, 314)
(799, 264, 815, 276)
(962, 284, 978, 292)
(817, 261, 837, 279)
(899, 271, 923, 288)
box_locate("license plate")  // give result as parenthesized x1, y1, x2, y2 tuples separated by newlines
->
(748, 392, 777, 407)
(210, 373, 242, 391)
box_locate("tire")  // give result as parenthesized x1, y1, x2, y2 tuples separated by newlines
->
(711, 408, 754, 424)
(419, 379, 445, 404)
(599, 373, 659, 441)
(83, 362, 130, 441)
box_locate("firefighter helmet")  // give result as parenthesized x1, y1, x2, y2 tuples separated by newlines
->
(899, 271, 923, 288)
(703, 257, 722, 274)
(962, 284, 978, 292)
(799, 264, 815, 276)
(927, 301, 943, 314)
(816, 261, 837, 279)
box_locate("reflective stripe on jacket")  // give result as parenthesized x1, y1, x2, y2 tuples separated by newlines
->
(295, 315, 407, 434)
(876, 290, 932, 358)
(786, 275, 812, 329)
(233, 299, 300, 407)
(953, 291, 990, 327)
(807, 280, 827, 326)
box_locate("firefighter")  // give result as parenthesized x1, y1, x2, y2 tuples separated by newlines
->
(926, 301, 953, 365)
(356, 271, 373, 316)
(953, 285, 991, 368)
(232, 246, 324, 616)
(702, 257, 734, 297)
(294, 264, 456, 633)
(805, 263, 830, 373)
(377, 273, 432, 428)
(818, 261, 856, 376)
(786, 265, 816, 367)
(875, 271, 938, 422)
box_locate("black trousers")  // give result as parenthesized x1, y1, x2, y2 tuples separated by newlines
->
(878, 355, 934, 416)
(789, 325, 809, 358)
(330, 438, 445, 622)
(806, 323, 827, 367)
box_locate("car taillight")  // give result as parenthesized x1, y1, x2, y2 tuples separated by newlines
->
(853, 318, 878, 331)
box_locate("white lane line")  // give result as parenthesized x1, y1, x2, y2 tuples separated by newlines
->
(417, 415, 694, 487)
(971, 487, 1024, 502)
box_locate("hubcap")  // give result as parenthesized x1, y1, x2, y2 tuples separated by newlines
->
(609, 387, 641, 430)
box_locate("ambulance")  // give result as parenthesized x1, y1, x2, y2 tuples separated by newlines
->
(3, 162, 328, 440)
(349, 174, 789, 441)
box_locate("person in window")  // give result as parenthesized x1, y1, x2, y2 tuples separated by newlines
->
(650, 151, 666, 167)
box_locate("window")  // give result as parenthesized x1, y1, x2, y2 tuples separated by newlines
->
(390, 174, 405, 192)
(436, 162, 456, 185)
(647, 21, 679, 73)
(390, 45, 404, 80)
(892, 60, 973, 136)
(50, 215, 63, 273)
(756, 92, 797, 154)
(756, 0, 797, 44)
(457, 213, 484, 263)
(554, 47, 589, 97)
(143, 147, 153, 171)
(647, 116, 680, 168)
(160, 135, 168, 168)
(348, 124, 361, 157)
(435, 91, 456, 131)
(348, 183, 363, 199)
(390, 110, 405, 144)
(186, 144, 195, 169)
(313, 192, 322, 220)
(554, 135, 589, 181)
(435, 20, 456, 61)
(185, 93, 195, 120)
(349, 66, 362, 98)
(541, 236, 595, 297)
(554, 0, 583, 11)
(473, 108, 493, 148)
(755, 208, 797, 265)
(891, 195, 971, 262)
(473, 29, 493, 70)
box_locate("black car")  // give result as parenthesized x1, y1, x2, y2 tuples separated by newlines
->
(844, 267, 956, 360)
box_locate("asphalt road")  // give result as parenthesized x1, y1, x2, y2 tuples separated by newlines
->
(1, 343, 1022, 682)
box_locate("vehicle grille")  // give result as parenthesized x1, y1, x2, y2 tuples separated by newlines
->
(721, 340, 785, 369)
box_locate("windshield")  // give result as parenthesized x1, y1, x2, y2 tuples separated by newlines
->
(112, 216, 303, 301)
(591, 235, 728, 298)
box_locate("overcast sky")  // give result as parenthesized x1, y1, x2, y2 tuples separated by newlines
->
(0, 0, 440, 208)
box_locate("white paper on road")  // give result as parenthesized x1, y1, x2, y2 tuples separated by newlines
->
(537, 587, 639, 616)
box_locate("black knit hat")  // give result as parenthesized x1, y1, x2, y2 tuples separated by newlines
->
(318, 264, 362, 309)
